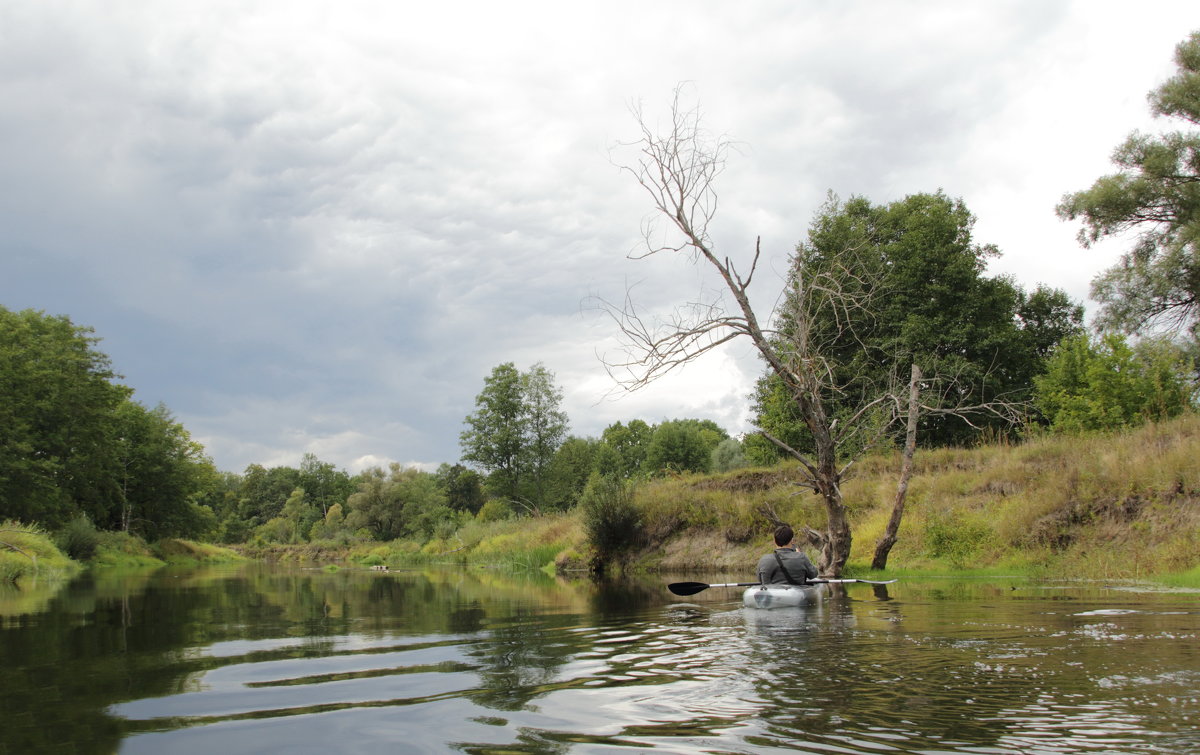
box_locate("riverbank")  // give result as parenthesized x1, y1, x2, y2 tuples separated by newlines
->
(0, 523, 80, 584)
(649, 414, 1200, 584)
(634, 414, 1200, 582)
(0, 526, 244, 585)
(4, 415, 1197, 587)
(234, 415, 1200, 586)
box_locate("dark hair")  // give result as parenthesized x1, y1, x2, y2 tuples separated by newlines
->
(773, 525, 793, 547)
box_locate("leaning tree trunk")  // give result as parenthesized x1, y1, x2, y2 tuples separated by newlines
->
(872, 364, 921, 570)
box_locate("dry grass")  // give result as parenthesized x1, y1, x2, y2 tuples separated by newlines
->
(631, 413, 1200, 578)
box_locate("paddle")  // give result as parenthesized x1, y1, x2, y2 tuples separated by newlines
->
(668, 578, 897, 596)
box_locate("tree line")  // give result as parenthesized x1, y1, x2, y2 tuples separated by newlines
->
(1, 306, 219, 539)
(3, 32, 1198, 555)
(0, 308, 746, 545)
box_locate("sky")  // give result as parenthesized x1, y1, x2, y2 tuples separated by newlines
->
(2, 2, 1198, 475)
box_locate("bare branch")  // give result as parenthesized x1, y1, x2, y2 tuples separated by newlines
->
(758, 430, 820, 486)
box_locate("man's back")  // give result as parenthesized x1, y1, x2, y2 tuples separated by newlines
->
(756, 548, 818, 584)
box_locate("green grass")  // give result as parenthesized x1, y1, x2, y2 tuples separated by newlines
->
(0, 521, 80, 584)
(153, 538, 245, 565)
(91, 531, 165, 568)
(1148, 563, 1200, 589)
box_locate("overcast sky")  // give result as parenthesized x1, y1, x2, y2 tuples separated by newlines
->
(2, 2, 1198, 474)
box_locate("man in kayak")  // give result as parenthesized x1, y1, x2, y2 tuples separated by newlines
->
(756, 525, 819, 585)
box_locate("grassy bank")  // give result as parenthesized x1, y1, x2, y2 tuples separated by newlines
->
(0, 522, 80, 585)
(62, 415, 1196, 586)
(627, 413, 1200, 583)
(1, 524, 246, 585)
(235, 513, 588, 574)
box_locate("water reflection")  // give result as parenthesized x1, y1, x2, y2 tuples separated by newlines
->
(0, 566, 1197, 753)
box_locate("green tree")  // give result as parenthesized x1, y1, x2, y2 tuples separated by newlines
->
(642, 419, 728, 476)
(459, 362, 570, 511)
(711, 437, 748, 473)
(460, 363, 526, 500)
(235, 464, 301, 527)
(1018, 285, 1087, 361)
(589, 442, 625, 479)
(0, 307, 131, 527)
(110, 400, 220, 539)
(277, 487, 319, 543)
(1033, 333, 1195, 432)
(519, 363, 569, 510)
(435, 463, 485, 515)
(344, 464, 451, 541)
(297, 453, 354, 518)
(753, 193, 1081, 455)
(598, 420, 653, 478)
(1057, 31, 1200, 338)
(308, 501, 349, 541)
(543, 436, 599, 510)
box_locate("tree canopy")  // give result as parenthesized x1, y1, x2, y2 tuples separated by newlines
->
(753, 193, 1083, 457)
(0, 306, 219, 537)
(1057, 30, 1200, 339)
(1033, 333, 1195, 432)
(459, 362, 568, 512)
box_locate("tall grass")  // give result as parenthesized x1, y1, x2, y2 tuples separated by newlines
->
(343, 513, 585, 573)
(623, 413, 1200, 578)
(153, 539, 244, 565)
(0, 521, 79, 584)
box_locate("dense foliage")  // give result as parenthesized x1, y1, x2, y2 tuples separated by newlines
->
(1058, 31, 1200, 340)
(750, 192, 1084, 460)
(1034, 333, 1196, 432)
(0, 307, 218, 538)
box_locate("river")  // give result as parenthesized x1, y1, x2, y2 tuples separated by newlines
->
(1, 563, 1197, 754)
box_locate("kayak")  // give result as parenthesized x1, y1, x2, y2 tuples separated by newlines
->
(743, 583, 827, 609)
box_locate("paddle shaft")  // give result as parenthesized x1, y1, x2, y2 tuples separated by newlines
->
(668, 577, 897, 596)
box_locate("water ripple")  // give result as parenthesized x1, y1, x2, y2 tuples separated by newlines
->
(94, 578, 1200, 753)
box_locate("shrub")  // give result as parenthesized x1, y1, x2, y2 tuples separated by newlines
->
(476, 499, 514, 523)
(711, 438, 748, 473)
(55, 515, 100, 561)
(580, 475, 642, 557)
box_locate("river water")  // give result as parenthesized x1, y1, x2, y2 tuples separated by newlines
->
(1, 563, 1197, 754)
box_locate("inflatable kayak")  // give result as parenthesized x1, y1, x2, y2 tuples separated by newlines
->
(742, 582, 827, 609)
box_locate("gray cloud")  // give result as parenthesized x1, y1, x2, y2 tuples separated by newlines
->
(3, 1, 1197, 473)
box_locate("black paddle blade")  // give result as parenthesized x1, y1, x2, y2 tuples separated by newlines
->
(667, 581, 710, 596)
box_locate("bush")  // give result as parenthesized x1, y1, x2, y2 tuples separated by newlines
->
(55, 515, 100, 561)
(476, 499, 514, 523)
(580, 475, 642, 557)
(711, 438, 748, 473)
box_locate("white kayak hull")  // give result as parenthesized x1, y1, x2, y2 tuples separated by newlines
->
(743, 583, 827, 609)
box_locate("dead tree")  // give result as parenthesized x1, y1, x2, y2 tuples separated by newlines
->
(872, 364, 921, 570)
(600, 89, 865, 575)
(603, 89, 1025, 576)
